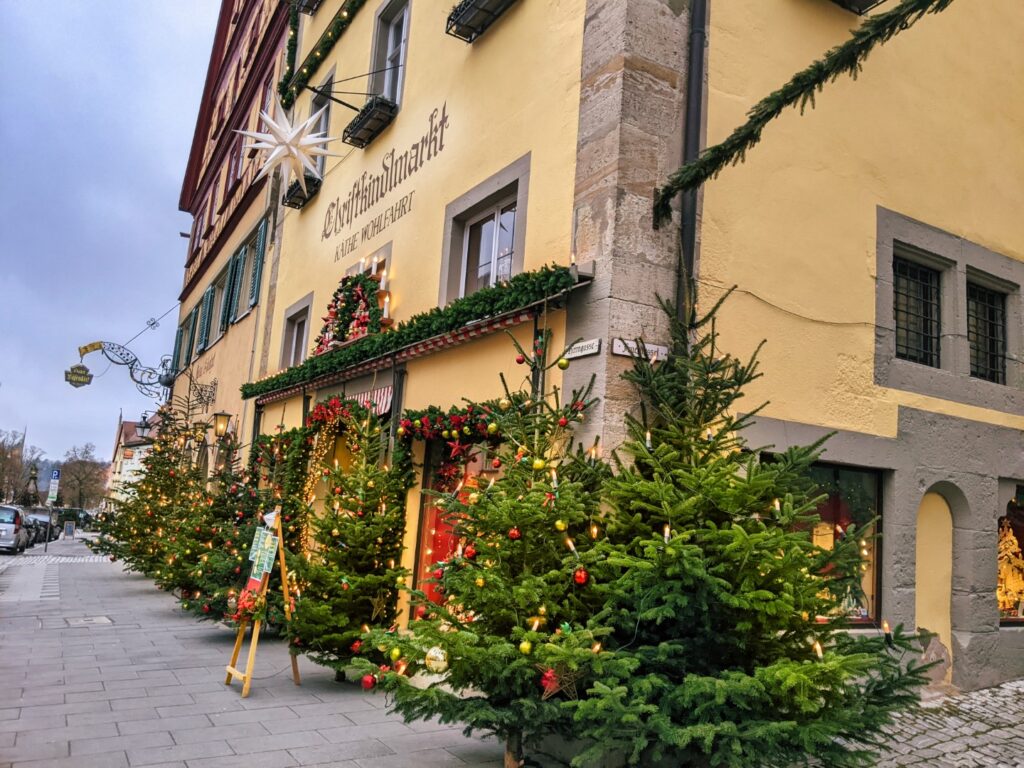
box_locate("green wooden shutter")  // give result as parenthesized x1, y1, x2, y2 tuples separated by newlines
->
(170, 326, 183, 373)
(220, 256, 240, 332)
(248, 218, 268, 308)
(184, 307, 199, 365)
(228, 246, 247, 323)
(197, 286, 215, 352)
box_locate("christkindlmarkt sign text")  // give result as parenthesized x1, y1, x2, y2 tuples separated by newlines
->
(322, 104, 450, 262)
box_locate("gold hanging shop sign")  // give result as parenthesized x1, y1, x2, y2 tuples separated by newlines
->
(64, 363, 93, 388)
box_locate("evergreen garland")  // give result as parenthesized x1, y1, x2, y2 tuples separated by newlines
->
(279, 0, 370, 109)
(311, 272, 385, 356)
(653, 0, 957, 225)
(241, 265, 578, 400)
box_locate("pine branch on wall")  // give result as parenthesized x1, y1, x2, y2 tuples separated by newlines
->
(653, 0, 957, 226)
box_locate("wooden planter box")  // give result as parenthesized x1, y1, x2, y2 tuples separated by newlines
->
(282, 174, 322, 210)
(342, 96, 399, 149)
(446, 0, 519, 43)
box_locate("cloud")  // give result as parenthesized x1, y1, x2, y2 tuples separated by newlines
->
(0, 1, 219, 461)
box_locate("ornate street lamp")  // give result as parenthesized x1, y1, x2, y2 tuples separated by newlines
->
(212, 411, 232, 440)
(136, 413, 152, 439)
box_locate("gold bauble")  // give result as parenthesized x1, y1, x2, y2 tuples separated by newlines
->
(498, 398, 511, 411)
(424, 646, 449, 673)
(390, 647, 402, 662)
(519, 640, 533, 655)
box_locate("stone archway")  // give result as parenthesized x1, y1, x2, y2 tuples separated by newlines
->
(915, 491, 954, 685)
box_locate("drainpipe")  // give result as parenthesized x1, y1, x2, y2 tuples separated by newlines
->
(677, 0, 708, 324)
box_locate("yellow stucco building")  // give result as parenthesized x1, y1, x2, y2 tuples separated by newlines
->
(177, 0, 1022, 690)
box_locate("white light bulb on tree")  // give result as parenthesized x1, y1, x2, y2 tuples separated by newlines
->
(236, 95, 339, 193)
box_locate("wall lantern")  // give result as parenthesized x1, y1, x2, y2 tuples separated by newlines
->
(828, 0, 887, 14)
(212, 411, 232, 440)
(137, 414, 152, 440)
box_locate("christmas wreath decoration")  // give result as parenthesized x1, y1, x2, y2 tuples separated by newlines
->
(312, 273, 386, 356)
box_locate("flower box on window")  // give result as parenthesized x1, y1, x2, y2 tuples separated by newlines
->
(296, 0, 324, 15)
(342, 96, 399, 149)
(828, 0, 885, 13)
(446, 0, 519, 43)
(282, 174, 322, 210)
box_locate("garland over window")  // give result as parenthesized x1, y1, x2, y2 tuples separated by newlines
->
(312, 273, 386, 356)
(241, 265, 579, 400)
(653, 0, 956, 225)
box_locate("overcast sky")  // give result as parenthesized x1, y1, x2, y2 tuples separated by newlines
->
(0, 2, 219, 462)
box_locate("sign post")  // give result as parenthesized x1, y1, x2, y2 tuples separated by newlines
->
(44, 470, 60, 552)
(225, 508, 301, 697)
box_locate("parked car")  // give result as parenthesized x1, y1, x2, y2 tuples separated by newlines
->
(21, 515, 38, 547)
(0, 505, 29, 554)
(28, 508, 58, 542)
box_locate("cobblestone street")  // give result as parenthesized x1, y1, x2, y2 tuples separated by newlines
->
(1, 537, 1022, 767)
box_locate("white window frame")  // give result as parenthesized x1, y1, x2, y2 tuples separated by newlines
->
(371, 0, 410, 106)
(459, 196, 517, 298)
(280, 293, 314, 370)
(311, 78, 332, 176)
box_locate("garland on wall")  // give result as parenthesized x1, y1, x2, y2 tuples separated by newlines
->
(279, 0, 370, 109)
(241, 265, 579, 400)
(312, 273, 387, 356)
(653, 0, 957, 225)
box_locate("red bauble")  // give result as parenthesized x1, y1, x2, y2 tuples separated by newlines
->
(109, 555, 116, 562)
(432, 568, 444, 580)
(515, 354, 526, 365)
(234, 567, 241, 574)
(573, 567, 590, 585)
(558, 417, 569, 428)
(508, 527, 522, 541)
(333, 487, 342, 494)
(341, 582, 350, 591)
(168, 469, 175, 477)
(463, 544, 477, 559)
(230, 484, 238, 493)
(414, 604, 428, 619)
(202, 604, 211, 614)
(351, 640, 362, 653)
(361, 674, 376, 690)
(195, 526, 201, 533)
(492, 458, 502, 469)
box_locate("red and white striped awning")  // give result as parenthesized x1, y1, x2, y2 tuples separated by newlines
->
(351, 385, 393, 415)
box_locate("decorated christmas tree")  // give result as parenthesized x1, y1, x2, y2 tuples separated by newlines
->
(155, 435, 266, 622)
(359, 333, 609, 767)
(561, 295, 930, 767)
(289, 400, 413, 673)
(92, 406, 205, 578)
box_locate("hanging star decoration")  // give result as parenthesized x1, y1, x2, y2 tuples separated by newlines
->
(536, 663, 581, 700)
(236, 95, 339, 193)
(370, 592, 389, 621)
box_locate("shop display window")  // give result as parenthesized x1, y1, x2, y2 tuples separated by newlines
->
(997, 489, 1024, 624)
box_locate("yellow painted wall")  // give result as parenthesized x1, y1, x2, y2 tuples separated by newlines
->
(915, 491, 953, 682)
(700, 0, 1024, 436)
(265, 0, 583, 379)
(172, 202, 270, 453)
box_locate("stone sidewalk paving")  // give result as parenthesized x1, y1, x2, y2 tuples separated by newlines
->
(1, 537, 1022, 767)
(0, 537, 503, 768)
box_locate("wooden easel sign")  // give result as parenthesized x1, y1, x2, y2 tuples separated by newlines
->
(225, 508, 301, 697)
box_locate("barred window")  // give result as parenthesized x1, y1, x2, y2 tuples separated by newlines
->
(893, 256, 941, 368)
(967, 282, 1007, 384)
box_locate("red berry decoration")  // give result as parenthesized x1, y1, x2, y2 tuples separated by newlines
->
(351, 640, 362, 653)
(558, 417, 569, 428)
(573, 567, 590, 586)
(515, 354, 526, 365)
(361, 674, 376, 690)
(492, 458, 502, 469)
(508, 527, 522, 541)
(463, 544, 477, 559)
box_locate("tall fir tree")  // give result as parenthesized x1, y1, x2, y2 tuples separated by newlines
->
(561, 294, 929, 767)
(92, 406, 205, 578)
(360, 333, 610, 768)
(290, 402, 413, 673)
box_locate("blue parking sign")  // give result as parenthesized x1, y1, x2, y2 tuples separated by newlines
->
(52, 469, 61, 480)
